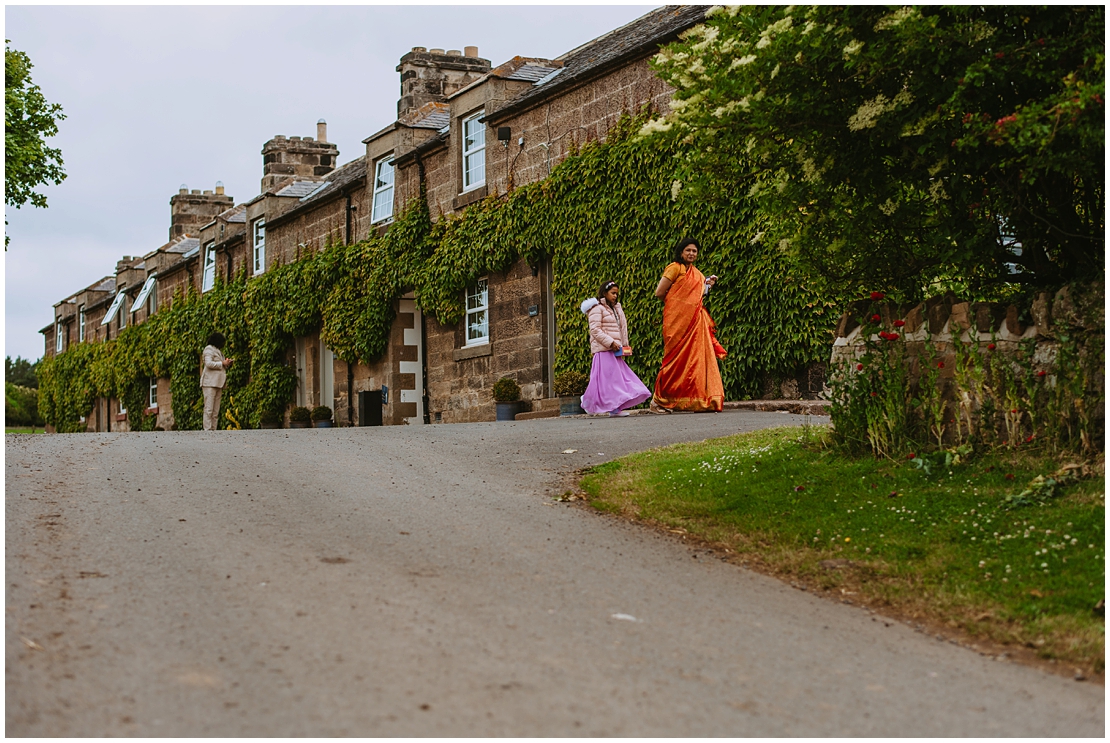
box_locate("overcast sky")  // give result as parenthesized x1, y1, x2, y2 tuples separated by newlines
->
(4, 3, 659, 362)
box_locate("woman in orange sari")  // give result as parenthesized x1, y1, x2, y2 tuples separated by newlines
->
(650, 238, 726, 413)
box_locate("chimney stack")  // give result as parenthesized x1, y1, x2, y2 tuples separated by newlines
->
(168, 184, 234, 241)
(396, 45, 491, 118)
(260, 122, 340, 193)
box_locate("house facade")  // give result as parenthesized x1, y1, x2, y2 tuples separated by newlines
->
(41, 6, 708, 431)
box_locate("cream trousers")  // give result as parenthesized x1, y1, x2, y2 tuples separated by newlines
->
(202, 386, 223, 431)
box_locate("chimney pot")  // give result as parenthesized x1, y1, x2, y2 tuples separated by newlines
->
(317, 119, 327, 142)
(215, 181, 225, 196)
(291, 135, 301, 141)
(203, 190, 213, 195)
(179, 184, 188, 193)
(412, 46, 426, 53)
(191, 189, 201, 195)
(447, 49, 461, 56)
(430, 48, 444, 55)
(465, 45, 479, 58)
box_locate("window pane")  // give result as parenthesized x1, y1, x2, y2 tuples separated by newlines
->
(467, 309, 488, 342)
(375, 159, 394, 189)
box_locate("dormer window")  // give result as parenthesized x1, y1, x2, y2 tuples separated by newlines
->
(78, 306, 85, 342)
(462, 111, 486, 192)
(55, 321, 64, 353)
(372, 157, 395, 224)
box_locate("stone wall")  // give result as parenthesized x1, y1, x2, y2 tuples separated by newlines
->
(424, 256, 549, 423)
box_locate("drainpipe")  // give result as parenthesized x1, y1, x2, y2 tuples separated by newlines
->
(347, 360, 354, 427)
(345, 193, 353, 245)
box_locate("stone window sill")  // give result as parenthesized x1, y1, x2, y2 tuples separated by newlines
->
(453, 343, 492, 362)
(453, 185, 488, 210)
(115, 413, 128, 422)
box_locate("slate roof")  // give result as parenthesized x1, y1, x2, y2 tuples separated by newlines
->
(506, 63, 562, 82)
(405, 102, 451, 130)
(165, 236, 200, 255)
(488, 5, 708, 121)
(218, 203, 247, 223)
(89, 276, 116, 293)
(274, 180, 329, 198)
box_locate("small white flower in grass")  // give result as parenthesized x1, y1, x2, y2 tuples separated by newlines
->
(1040, 563, 1048, 568)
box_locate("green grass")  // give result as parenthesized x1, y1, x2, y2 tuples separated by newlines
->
(5, 427, 46, 434)
(580, 426, 1105, 672)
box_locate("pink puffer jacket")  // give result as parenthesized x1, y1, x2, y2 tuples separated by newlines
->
(585, 300, 629, 355)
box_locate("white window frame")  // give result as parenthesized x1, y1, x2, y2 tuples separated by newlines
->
(252, 218, 266, 275)
(148, 278, 158, 315)
(464, 277, 489, 347)
(101, 289, 127, 326)
(55, 321, 64, 353)
(371, 156, 395, 224)
(78, 307, 85, 342)
(132, 275, 156, 312)
(148, 376, 158, 409)
(118, 398, 126, 416)
(202, 242, 217, 292)
(461, 111, 486, 192)
(117, 293, 128, 330)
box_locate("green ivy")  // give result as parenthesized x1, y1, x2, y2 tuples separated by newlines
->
(38, 114, 841, 430)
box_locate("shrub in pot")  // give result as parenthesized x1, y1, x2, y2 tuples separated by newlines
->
(259, 410, 283, 429)
(553, 371, 589, 416)
(289, 406, 312, 429)
(492, 377, 524, 421)
(311, 405, 334, 428)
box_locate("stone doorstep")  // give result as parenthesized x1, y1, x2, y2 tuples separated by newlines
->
(514, 408, 561, 421)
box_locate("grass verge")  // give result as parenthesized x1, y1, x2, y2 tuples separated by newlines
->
(579, 426, 1105, 675)
(5, 427, 45, 434)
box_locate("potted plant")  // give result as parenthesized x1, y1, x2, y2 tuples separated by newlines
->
(553, 370, 589, 416)
(259, 409, 283, 429)
(311, 405, 334, 428)
(289, 406, 312, 429)
(492, 376, 524, 421)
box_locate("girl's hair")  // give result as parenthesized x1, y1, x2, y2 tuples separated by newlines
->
(206, 332, 226, 349)
(596, 280, 619, 305)
(673, 237, 699, 264)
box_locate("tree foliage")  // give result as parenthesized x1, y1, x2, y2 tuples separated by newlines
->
(5, 40, 66, 246)
(644, 5, 1104, 299)
(6, 355, 40, 388)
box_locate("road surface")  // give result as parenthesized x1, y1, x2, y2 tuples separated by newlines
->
(6, 412, 1104, 735)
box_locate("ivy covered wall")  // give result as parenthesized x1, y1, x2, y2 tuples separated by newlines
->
(38, 115, 843, 431)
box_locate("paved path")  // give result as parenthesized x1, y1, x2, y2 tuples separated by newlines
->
(6, 413, 1104, 736)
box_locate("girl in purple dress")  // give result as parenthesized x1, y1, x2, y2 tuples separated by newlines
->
(579, 281, 652, 417)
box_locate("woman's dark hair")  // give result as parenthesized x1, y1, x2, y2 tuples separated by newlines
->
(673, 237, 699, 264)
(596, 280, 619, 305)
(206, 332, 226, 349)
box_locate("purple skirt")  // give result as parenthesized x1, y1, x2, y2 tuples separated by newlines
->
(581, 350, 652, 415)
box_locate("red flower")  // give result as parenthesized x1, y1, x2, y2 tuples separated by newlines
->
(893, 319, 905, 328)
(1011, 408, 1018, 414)
(1036, 370, 1047, 377)
(907, 452, 916, 459)
(794, 485, 805, 492)
(856, 363, 864, 371)
(870, 392, 877, 397)
(887, 332, 900, 341)
(994, 52, 1005, 59)
(870, 291, 885, 301)
(937, 361, 945, 369)
(987, 343, 996, 350)
(1004, 473, 1015, 480)
(1037, 38, 1045, 46)
(871, 314, 881, 322)
(1094, 93, 1103, 105)
(1025, 435, 1034, 443)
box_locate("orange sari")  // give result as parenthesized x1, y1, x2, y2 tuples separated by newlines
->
(653, 263, 726, 412)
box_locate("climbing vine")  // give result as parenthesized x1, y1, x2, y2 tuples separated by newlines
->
(39, 113, 842, 430)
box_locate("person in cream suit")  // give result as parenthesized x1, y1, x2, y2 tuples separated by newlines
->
(201, 332, 234, 431)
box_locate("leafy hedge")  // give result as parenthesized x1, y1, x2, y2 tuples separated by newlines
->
(38, 114, 841, 430)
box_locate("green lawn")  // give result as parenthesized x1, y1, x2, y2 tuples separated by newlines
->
(580, 426, 1105, 672)
(5, 427, 45, 434)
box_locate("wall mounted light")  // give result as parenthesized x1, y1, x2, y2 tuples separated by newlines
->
(497, 126, 512, 148)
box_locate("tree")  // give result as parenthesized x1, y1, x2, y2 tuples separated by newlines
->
(643, 6, 1104, 299)
(5, 40, 66, 248)
(6, 355, 40, 388)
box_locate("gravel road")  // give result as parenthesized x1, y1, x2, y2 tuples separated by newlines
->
(6, 412, 1104, 736)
